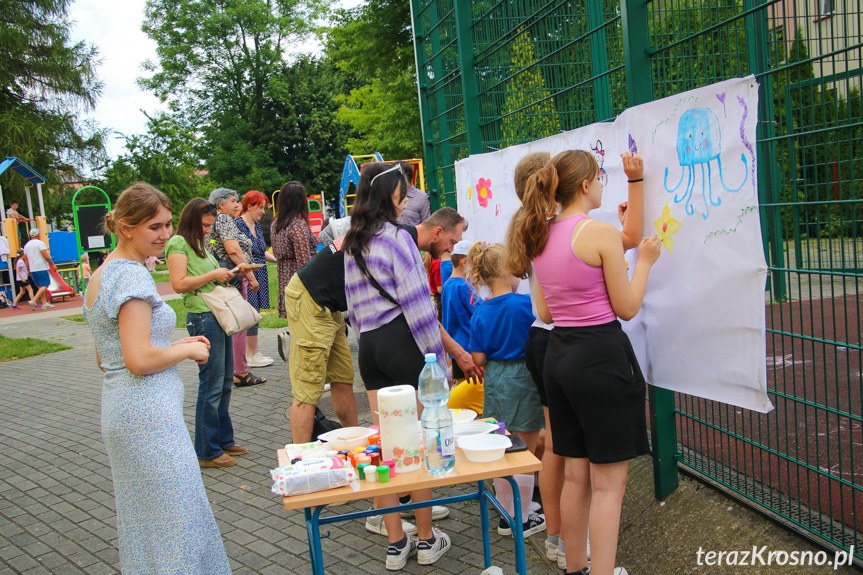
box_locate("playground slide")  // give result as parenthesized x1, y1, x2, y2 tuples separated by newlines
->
(47, 268, 75, 302)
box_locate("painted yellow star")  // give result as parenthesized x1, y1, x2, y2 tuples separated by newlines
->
(654, 200, 682, 253)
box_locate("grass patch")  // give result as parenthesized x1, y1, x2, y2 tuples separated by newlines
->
(0, 334, 71, 362)
(64, 315, 86, 323)
(150, 272, 171, 283)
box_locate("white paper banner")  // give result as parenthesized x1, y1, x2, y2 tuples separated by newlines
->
(456, 76, 772, 413)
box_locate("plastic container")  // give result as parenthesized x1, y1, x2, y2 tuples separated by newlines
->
(318, 427, 376, 451)
(453, 421, 498, 440)
(357, 463, 369, 480)
(449, 408, 478, 423)
(457, 434, 512, 462)
(382, 460, 396, 477)
(364, 465, 378, 482)
(377, 465, 390, 483)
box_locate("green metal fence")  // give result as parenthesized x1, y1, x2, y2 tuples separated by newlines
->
(410, 0, 863, 562)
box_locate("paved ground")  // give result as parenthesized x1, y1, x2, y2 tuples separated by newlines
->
(0, 314, 857, 574)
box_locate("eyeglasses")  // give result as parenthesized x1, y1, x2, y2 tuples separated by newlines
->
(370, 163, 407, 187)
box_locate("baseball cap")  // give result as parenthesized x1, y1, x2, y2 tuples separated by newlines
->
(29, 228, 40, 237)
(452, 240, 472, 256)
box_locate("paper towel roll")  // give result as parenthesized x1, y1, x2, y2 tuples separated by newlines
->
(378, 385, 422, 473)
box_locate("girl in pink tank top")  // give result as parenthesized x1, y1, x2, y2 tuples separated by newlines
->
(507, 149, 661, 575)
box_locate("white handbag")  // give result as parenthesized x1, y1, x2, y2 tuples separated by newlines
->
(198, 284, 262, 336)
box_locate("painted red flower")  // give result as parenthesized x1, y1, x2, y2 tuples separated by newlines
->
(477, 178, 492, 208)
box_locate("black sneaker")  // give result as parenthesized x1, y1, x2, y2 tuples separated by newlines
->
(497, 513, 546, 537)
(385, 535, 418, 571)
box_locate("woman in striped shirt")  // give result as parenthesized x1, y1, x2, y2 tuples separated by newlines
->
(344, 162, 452, 571)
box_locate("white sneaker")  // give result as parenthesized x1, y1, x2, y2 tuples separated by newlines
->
(385, 535, 418, 571)
(544, 538, 560, 561)
(400, 504, 450, 520)
(42, 303, 55, 309)
(366, 511, 418, 536)
(416, 529, 451, 565)
(246, 352, 274, 367)
(27, 300, 36, 310)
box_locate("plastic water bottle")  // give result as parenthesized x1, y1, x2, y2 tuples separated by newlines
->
(418, 353, 449, 406)
(418, 353, 455, 474)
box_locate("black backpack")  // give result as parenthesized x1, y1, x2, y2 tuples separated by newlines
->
(312, 407, 341, 440)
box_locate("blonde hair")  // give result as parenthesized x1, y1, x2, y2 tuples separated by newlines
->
(104, 183, 171, 236)
(507, 150, 599, 278)
(469, 241, 507, 291)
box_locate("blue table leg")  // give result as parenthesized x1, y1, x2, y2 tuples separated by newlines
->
(305, 506, 325, 575)
(504, 476, 527, 575)
(478, 480, 491, 569)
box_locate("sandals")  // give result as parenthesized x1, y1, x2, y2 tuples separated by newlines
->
(234, 372, 266, 387)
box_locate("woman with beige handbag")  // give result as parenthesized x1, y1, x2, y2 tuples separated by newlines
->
(166, 198, 248, 469)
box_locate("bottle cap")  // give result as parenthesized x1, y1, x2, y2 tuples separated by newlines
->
(424, 353, 436, 363)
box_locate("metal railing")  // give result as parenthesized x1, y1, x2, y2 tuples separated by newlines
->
(410, 0, 862, 562)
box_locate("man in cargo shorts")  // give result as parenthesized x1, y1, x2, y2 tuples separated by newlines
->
(286, 207, 471, 444)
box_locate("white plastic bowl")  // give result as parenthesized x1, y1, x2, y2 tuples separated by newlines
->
(317, 427, 375, 451)
(449, 408, 478, 423)
(453, 421, 498, 440)
(457, 434, 512, 462)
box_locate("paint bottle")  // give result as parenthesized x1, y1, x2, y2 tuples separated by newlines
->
(364, 465, 378, 482)
(357, 463, 369, 480)
(382, 460, 396, 478)
(377, 465, 390, 483)
(326, 450, 338, 458)
(370, 453, 381, 467)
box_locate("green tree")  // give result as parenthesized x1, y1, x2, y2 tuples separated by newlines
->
(0, 0, 106, 199)
(140, 0, 348, 194)
(325, 0, 423, 160)
(102, 112, 217, 207)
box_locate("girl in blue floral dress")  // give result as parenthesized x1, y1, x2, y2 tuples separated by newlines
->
(83, 183, 232, 575)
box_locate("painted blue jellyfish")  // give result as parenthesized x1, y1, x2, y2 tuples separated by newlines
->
(664, 107, 747, 220)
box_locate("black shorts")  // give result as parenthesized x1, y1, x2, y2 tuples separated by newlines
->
(544, 320, 649, 464)
(524, 326, 551, 406)
(358, 314, 425, 391)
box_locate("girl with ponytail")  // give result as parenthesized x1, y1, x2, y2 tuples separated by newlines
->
(509, 150, 661, 575)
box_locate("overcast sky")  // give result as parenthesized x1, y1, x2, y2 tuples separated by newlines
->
(68, 0, 363, 165)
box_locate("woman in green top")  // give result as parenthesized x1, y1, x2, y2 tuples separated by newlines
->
(166, 199, 245, 469)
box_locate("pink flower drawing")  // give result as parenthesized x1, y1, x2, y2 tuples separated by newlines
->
(476, 178, 492, 208)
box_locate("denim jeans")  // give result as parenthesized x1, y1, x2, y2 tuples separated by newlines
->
(186, 311, 235, 460)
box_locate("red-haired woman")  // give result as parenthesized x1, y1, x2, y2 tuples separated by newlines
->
(236, 190, 278, 367)
(271, 181, 317, 319)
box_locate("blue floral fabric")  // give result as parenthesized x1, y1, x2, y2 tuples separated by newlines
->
(234, 217, 270, 310)
(83, 259, 232, 575)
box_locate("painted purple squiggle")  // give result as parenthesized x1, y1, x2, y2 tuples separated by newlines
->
(737, 95, 756, 194)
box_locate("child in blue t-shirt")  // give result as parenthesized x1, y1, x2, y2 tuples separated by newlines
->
(468, 241, 546, 537)
(442, 240, 484, 413)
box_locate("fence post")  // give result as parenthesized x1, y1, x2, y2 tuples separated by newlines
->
(453, 0, 483, 155)
(586, 0, 613, 122)
(622, 0, 679, 501)
(743, 0, 786, 301)
(409, 0, 443, 208)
